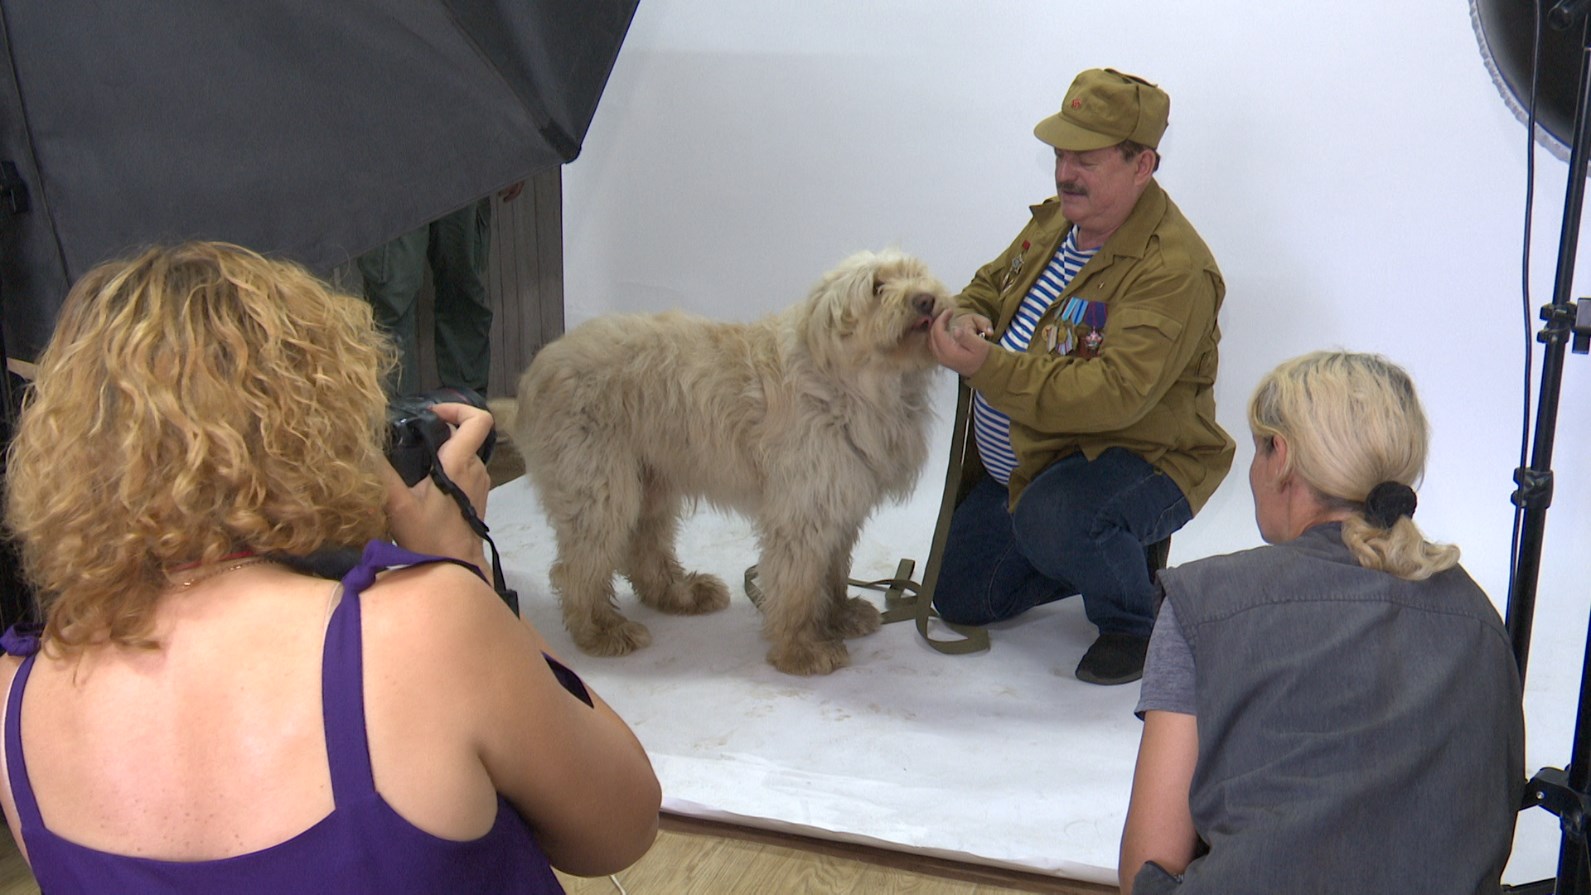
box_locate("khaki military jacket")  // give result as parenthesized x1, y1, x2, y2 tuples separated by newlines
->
(958, 180, 1234, 513)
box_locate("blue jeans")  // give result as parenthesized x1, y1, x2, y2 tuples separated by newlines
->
(931, 448, 1192, 639)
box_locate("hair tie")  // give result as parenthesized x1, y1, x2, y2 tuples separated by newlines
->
(1363, 481, 1417, 529)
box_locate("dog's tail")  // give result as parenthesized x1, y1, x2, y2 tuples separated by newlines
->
(486, 396, 519, 433)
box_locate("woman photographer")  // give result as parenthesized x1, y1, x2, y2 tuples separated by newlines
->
(1119, 351, 1524, 893)
(1, 242, 660, 892)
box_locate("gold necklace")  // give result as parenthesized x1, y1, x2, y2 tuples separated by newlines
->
(170, 556, 278, 590)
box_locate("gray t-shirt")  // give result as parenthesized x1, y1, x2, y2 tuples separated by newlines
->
(1134, 600, 1195, 718)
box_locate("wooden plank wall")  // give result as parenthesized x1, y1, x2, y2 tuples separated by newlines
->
(485, 166, 564, 397)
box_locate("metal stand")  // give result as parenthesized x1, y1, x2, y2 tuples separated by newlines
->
(1503, 3, 1591, 892)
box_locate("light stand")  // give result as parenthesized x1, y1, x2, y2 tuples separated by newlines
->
(1503, 3, 1591, 893)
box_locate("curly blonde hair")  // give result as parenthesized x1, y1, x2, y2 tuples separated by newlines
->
(1248, 350, 1459, 581)
(4, 242, 395, 653)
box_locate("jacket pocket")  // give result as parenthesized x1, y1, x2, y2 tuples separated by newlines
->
(1109, 306, 1185, 343)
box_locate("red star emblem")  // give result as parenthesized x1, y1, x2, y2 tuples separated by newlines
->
(1070, 99, 1083, 110)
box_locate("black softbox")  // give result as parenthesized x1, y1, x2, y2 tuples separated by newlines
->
(0, 0, 638, 363)
(0, 0, 637, 622)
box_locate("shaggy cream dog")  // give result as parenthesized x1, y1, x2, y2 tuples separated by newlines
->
(499, 249, 951, 675)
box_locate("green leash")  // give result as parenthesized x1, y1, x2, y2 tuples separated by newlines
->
(742, 381, 990, 655)
(742, 559, 988, 655)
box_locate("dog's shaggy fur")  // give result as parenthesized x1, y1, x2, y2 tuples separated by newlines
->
(498, 249, 950, 675)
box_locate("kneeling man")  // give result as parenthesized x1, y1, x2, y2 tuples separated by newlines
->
(929, 68, 1233, 685)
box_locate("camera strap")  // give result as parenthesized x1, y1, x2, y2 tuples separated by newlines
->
(426, 465, 520, 616)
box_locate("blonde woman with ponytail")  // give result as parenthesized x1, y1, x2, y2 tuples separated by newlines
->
(1119, 351, 1523, 894)
(1248, 350, 1457, 579)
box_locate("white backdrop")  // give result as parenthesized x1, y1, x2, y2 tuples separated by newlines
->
(557, 0, 1591, 884)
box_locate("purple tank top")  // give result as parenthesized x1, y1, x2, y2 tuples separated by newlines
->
(4, 540, 565, 894)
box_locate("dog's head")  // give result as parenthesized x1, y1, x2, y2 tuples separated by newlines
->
(800, 249, 951, 373)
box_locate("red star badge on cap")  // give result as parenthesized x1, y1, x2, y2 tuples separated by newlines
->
(1070, 99, 1083, 109)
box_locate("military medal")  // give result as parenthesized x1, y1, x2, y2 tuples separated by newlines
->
(1002, 254, 1024, 290)
(1056, 328, 1074, 356)
(1080, 327, 1103, 358)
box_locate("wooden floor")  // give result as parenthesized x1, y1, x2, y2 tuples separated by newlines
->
(0, 835, 31, 895)
(557, 815, 1114, 894)
(0, 814, 1113, 894)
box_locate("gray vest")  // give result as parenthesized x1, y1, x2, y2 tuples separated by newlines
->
(1137, 523, 1523, 894)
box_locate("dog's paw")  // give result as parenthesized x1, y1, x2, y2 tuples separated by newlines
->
(644, 572, 730, 615)
(828, 596, 882, 639)
(767, 637, 850, 676)
(571, 618, 652, 657)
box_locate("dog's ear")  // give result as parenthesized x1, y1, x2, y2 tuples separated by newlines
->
(809, 253, 876, 337)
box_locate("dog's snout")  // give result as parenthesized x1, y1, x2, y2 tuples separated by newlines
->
(911, 293, 939, 316)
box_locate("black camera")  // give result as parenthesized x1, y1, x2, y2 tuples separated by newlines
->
(386, 387, 496, 487)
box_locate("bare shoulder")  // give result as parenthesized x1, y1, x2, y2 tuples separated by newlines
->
(362, 563, 660, 876)
(357, 562, 544, 669)
(359, 561, 505, 624)
(354, 561, 560, 776)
